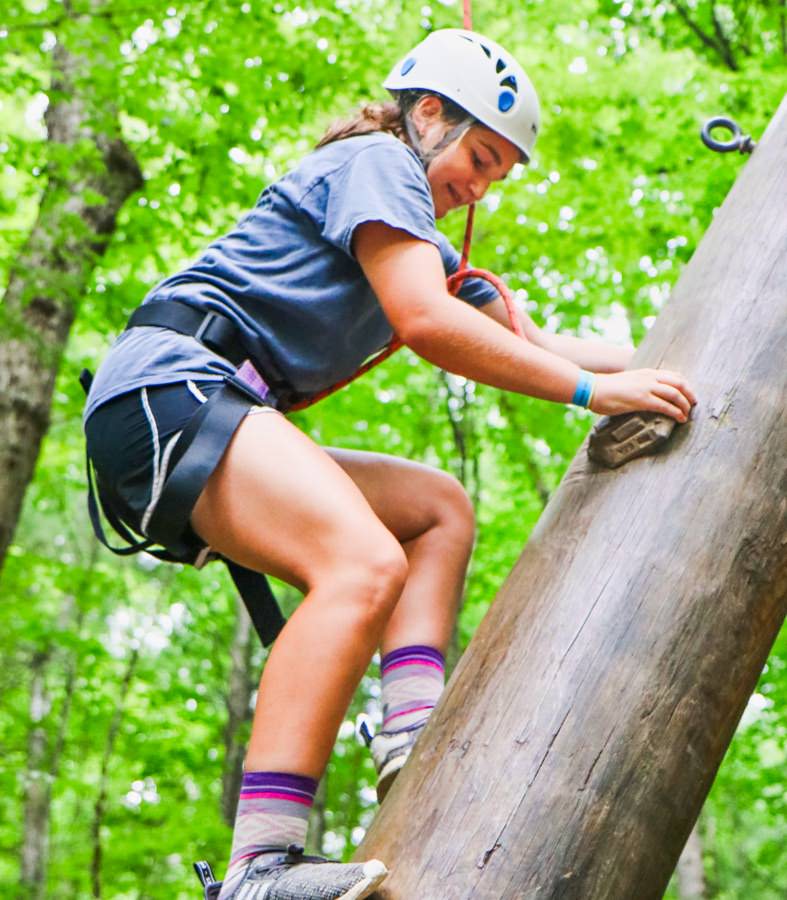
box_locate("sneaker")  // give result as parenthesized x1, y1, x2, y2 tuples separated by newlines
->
(197, 844, 388, 900)
(359, 718, 426, 803)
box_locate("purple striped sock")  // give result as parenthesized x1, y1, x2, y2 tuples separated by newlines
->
(217, 771, 317, 899)
(381, 645, 445, 732)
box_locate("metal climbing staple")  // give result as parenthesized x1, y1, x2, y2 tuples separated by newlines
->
(700, 116, 756, 154)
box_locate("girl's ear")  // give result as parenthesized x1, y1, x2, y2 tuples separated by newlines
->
(411, 94, 445, 133)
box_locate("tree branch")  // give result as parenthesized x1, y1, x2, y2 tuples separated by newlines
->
(710, 3, 739, 69)
(2, 4, 164, 34)
(438, 370, 469, 488)
(671, 1, 738, 70)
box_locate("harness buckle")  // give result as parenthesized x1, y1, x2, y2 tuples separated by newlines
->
(194, 312, 241, 361)
(194, 312, 217, 342)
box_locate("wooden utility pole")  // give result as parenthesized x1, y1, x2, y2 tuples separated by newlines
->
(357, 96, 787, 899)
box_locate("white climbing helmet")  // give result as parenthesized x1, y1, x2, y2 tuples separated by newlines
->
(383, 28, 540, 162)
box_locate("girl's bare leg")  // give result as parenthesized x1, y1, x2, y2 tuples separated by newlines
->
(326, 449, 475, 656)
(192, 415, 475, 780)
(191, 412, 409, 778)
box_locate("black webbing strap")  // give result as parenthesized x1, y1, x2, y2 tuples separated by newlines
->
(144, 375, 286, 646)
(144, 377, 258, 550)
(128, 301, 247, 367)
(225, 560, 286, 651)
(85, 446, 156, 557)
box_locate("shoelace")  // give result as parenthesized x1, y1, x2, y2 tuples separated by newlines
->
(249, 843, 331, 871)
(358, 717, 429, 747)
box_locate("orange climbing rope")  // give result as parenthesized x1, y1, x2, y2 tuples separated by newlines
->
(289, 0, 522, 412)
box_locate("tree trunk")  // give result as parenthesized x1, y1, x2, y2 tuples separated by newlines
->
(221, 596, 256, 826)
(308, 776, 328, 856)
(0, 28, 142, 570)
(20, 595, 82, 900)
(91, 648, 139, 899)
(677, 823, 705, 899)
(356, 97, 787, 899)
(20, 650, 53, 899)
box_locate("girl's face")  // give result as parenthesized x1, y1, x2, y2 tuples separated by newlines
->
(425, 124, 520, 219)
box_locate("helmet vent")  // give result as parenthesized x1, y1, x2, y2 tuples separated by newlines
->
(498, 90, 515, 112)
(400, 57, 416, 76)
(500, 75, 518, 92)
(479, 43, 492, 58)
(496, 58, 506, 73)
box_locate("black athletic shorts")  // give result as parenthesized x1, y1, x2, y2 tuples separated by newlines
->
(84, 378, 277, 558)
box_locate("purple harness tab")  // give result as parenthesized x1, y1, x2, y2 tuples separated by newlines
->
(236, 359, 271, 402)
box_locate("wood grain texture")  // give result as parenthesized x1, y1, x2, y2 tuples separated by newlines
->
(356, 95, 787, 899)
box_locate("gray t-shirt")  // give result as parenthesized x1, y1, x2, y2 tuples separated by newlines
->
(85, 132, 498, 418)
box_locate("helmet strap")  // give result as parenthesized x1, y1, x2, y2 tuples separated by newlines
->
(404, 112, 474, 170)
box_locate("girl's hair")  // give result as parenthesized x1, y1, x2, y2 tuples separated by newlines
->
(315, 90, 470, 150)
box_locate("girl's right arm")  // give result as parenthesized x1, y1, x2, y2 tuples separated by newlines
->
(353, 223, 696, 421)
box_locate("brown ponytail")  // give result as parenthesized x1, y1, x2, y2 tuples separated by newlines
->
(315, 101, 406, 150)
(315, 91, 470, 151)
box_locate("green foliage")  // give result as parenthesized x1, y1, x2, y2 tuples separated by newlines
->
(0, 0, 784, 896)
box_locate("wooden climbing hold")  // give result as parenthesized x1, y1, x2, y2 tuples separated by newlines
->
(588, 411, 677, 468)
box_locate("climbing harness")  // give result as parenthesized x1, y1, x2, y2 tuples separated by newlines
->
(82, 227, 518, 651)
(700, 116, 756, 154)
(80, 349, 287, 647)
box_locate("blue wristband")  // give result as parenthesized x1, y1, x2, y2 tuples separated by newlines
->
(572, 370, 595, 408)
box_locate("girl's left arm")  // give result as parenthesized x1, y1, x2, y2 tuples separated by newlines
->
(480, 297, 634, 373)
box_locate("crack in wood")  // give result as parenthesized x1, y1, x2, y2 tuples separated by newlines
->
(561, 568, 616, 662)
(476, 840, 502, 870)
(527, 707, 571, 787)
(579, 731, 613, 791)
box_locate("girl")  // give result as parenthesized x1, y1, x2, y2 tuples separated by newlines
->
(83, 28, 696, 900)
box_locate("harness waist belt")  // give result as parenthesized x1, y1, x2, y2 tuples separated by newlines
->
(127, 300, 302, 409)
(128, 301, 247, 366)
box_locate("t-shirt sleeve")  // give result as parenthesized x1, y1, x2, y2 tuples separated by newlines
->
(298, 139, 440, 257)
(436, 232, 501, 309)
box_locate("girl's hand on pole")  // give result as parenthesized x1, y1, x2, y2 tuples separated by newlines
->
(590, 369, 697, 422)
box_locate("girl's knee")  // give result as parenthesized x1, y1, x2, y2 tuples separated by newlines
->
(433, 472, 476, 546)
(365, 540, 409, 606)
(312, 532, 408, 625)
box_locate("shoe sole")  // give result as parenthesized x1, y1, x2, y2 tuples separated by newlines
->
(340, 859, 388, 899)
